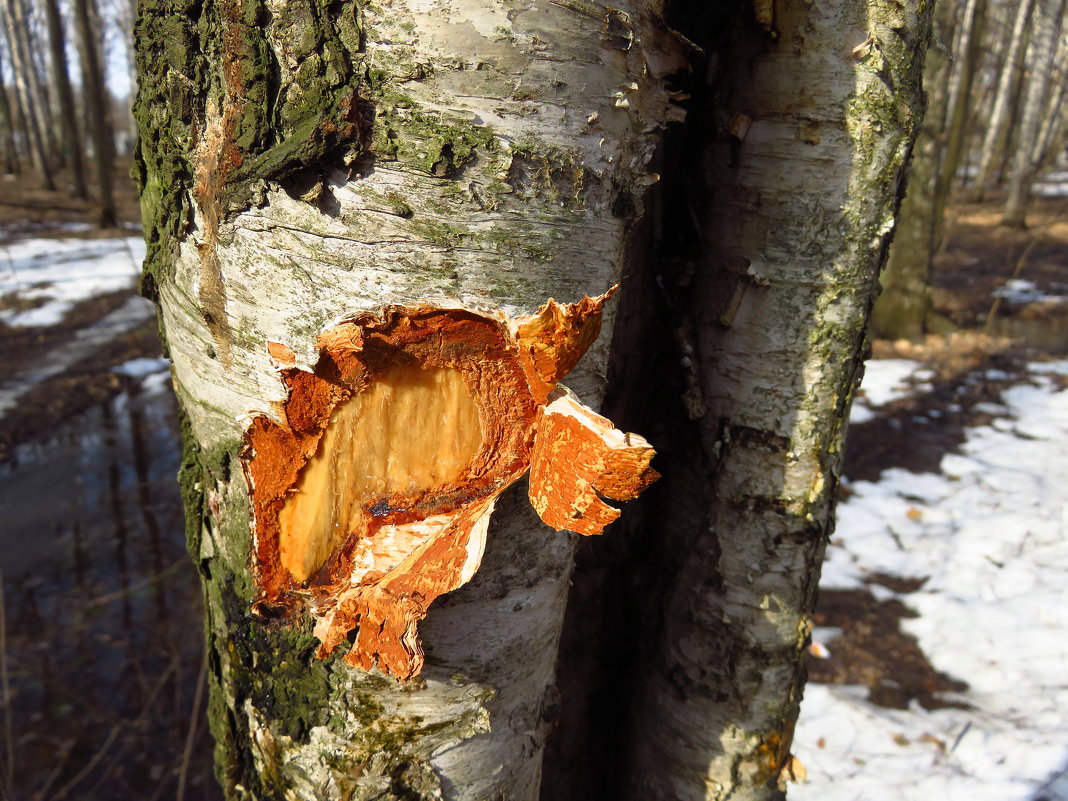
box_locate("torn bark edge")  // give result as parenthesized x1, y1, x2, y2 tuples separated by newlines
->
(240, 289, 658, 680)
(512, 285, 618, 404)
(529, 387, 659, 536)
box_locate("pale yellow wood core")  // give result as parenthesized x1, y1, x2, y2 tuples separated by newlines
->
(278, 364, 484, 582)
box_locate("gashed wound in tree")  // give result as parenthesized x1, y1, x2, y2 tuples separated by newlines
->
(242, 290, 659, 680)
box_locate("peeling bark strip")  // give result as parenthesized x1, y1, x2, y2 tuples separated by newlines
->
(242, 291, 657, 680)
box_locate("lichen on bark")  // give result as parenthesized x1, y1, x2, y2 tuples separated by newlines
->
(133, 0, 370, 308)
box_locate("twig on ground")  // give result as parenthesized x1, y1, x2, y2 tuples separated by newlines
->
(949, 721, 972, 754)
(176, 644, 208, 801)
(84, 557, 186, 608)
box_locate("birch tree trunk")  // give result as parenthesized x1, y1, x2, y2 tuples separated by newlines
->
(937, 0, 985, 218)
(26, 0, 63, 163)
(614, 2, 931, 799)
(0, 0, 54, 188)
(973, 0, 1034, 198)
(1031, 33, 1067, 168)
(0, 71, 18, 175)
(72, 0, 116, 227)
(42, 0, 88, 198)
(134, 0, 681, 798)
(1034, 94, 1068, 172)
(1003, 0, 1066, 226)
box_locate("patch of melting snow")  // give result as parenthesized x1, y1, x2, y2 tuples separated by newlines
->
(1035, 170, 1068, 198)
(850, 358, 924, 423)
(0, 295, 156, 417)
(141, 370, 173, 396)
(993, 279, 1067, 305)
(0, 235, 147, 327)
(0, 220, 95, 238)
(112, 356, 173, 396)
(112, 356, 170, 379)
(794, 359, 1068, 801)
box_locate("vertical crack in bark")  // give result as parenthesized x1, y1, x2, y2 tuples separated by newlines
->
(193, 95, 239, 367)
(242, 292, 658, 680)
(191, 0, 249, 367)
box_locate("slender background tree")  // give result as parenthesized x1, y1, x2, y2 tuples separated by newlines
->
(873, 0, 1068, 339)
(42, 0, 88, 198)
(1003, 0, 1067, 227)
(1, 0, 55, 189)
(72, 0, 116, 227)
(0, 0, 119, 219)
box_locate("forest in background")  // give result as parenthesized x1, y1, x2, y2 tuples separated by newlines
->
(0, 0, 135, 228)
(872, 0, 1067, 339)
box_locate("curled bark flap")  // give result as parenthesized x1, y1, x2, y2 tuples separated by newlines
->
(529, 388, 659, 536)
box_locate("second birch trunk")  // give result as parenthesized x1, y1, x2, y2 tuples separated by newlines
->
(1003, 0, 1066, 226)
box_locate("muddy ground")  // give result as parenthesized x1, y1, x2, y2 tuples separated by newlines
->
(0, 169, 218, 799)
(0, 167, 1065, 799)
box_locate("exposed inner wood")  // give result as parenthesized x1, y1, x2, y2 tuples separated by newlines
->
(277, 363, 483, 582)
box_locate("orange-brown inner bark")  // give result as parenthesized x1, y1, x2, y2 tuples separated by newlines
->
(277, 363, 484, 582)
(242, 294, 654, 680)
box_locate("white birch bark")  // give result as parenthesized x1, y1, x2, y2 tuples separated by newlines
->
(1031, 31, 1067, 167)
(137, 0, 684, 798)
(135, 0, 932, 797)
(620, 2, 931, 799)
(1003, 0, 1066, 226)
(974, 0, 1035, 196)
(938, 0, 985, 216)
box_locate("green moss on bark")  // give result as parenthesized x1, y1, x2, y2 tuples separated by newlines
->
(133, 0, 373, 305)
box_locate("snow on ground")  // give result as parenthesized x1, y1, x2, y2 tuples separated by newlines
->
(0, 295, 156, 417)
(1035, 170, 1068, 198)
(793, 359, 1068, 801)
(4, 232, 1066, 798)
(0, 234, 158, 420)
(112, 356, 173, 396)
(994, 279, 1068, 305)
(0, 235, 147, 327)
(112, 356, 171, 379)
(850, 359, 935, 424)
